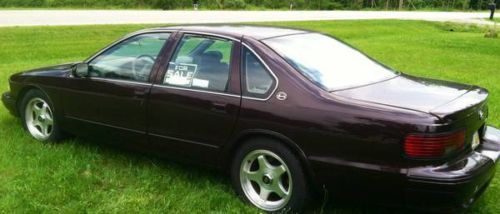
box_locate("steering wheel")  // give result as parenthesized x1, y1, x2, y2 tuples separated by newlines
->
(132, 55, 155, 81)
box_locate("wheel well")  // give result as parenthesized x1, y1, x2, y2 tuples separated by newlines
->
(224, 131, 320, 191)
(16, 86, 40, 112)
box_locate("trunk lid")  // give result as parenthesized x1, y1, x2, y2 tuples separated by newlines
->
(332, 74, 488, 121)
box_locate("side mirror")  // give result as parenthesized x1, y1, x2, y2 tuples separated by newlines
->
(73, 63, 89, 77)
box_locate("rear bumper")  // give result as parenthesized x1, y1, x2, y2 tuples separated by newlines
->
(311, 125, 500, 212)
(405, 125, 500, 212)
(2, 91, 18, 116)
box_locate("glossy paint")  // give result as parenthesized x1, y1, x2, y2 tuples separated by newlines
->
(2, 25, 499, 211)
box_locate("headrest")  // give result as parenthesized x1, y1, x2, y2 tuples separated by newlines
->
(201, 51, 223, 62)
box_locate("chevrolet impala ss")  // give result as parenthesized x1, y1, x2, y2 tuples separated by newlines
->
(2, 25, 500, 212)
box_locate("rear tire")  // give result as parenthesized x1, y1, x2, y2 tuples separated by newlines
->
(230, 138, 309, 213)
(19, 89, 63, 142)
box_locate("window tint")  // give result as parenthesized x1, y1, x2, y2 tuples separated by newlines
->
(242, 47, 275, 98)
(89, 33, 170, 82)
(263, 33, 397, 91)
(163, 35, 233, 92)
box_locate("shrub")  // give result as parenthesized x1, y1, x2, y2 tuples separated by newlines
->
(485, 27, 498, 38)
(224, 0, 246, 9)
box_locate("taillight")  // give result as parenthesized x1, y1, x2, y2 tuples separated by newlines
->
(404, 130, 466, 158)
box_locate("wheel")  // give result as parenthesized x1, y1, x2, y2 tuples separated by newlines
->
(19, 89, 63, 142)
(231, 138, 309, 213)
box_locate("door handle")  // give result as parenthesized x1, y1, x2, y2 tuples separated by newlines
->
(133, 90, 149, 106)
(134, 90, 148, 96)
(211, 102, 227, 113)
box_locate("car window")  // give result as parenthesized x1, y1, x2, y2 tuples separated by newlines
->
(89, 33, 170, 82)
(262, 33, 397, 91)
(242, 47, 275, 99)
(163, 35, 233, 92)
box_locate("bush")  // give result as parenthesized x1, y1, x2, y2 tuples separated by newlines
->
(154, 0, 175, 10)
(324, 1, 344, 10)
(485, 27, 498, 38)
(224, 0, 246, 9)
(0, 0, 497, 10)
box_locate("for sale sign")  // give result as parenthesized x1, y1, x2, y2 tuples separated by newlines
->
(164, 63, 198, 87)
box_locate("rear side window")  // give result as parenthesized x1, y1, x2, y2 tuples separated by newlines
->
(163, 34, 234, 92)
(242, 47, 275, 99)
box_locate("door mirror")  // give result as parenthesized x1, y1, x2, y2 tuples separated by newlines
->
(73, 63, 89, 77)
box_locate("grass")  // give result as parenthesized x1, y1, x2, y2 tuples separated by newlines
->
(484, 18, 500, 23)
(0, 20, 499, 213)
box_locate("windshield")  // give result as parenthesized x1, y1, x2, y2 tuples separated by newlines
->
(263, 33, 398, 91)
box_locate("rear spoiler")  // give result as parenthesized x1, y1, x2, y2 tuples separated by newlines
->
(430, 87, 488, 122)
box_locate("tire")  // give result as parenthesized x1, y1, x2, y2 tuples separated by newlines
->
(19, 89, 63, 142)
(231, 138, 309, 213)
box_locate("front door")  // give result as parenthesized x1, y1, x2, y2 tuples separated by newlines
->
(61, 32, 172, 143)
(147, 33, 241, 164)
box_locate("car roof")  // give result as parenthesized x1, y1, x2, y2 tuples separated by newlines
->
(146, 25, 310, 40)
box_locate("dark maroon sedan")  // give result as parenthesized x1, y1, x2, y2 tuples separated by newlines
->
(2, 25, 500, 212)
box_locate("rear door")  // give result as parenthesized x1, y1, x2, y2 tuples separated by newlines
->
(147, 33, 242, 164)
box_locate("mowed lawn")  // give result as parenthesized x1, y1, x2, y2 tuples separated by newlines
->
(0, 20, 499, 213)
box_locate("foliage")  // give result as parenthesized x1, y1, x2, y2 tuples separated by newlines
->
(440, 21, 487, 32)
(485, 26, 498, 37)
(224, 0, 247, 9)
(0, 0, 499, 10)
(0, 20, 500, 213)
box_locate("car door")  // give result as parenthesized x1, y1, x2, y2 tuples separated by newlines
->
(61, 32, 173, 143)
(147, 33, 242, 164)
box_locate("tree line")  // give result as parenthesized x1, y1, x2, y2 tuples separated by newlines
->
(1, 0, 498, 10)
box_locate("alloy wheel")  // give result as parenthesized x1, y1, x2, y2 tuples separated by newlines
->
(240, 149, 292, 211)
(25, 97, 53, 141)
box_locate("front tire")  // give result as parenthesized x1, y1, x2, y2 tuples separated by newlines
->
(19, 89, 63, 142)
(231, 138, 309, 213)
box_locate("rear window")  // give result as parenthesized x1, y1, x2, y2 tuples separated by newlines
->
(263, 33, 398, 91)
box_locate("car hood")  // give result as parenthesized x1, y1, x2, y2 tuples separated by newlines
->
(332, 74, 488, 119)
(18, 62, 77, 78)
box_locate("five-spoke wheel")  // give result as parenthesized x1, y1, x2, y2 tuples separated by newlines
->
(25, 97, 54, 140)
(20, 89, 63, 142)
(231, 138, 309, 213)
(240, 149, 292, 211)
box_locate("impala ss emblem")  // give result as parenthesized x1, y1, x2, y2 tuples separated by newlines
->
(276, 91, 287, 101)
(479, 110, 484, 120)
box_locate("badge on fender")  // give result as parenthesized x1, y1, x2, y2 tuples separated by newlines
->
(276, 91, 287, 101)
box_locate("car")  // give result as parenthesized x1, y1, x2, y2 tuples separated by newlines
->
(2, 25, 500, 213)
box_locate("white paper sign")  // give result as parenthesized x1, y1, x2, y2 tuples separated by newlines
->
(164, 63, 198, 86)
(192, 78, 210, 88)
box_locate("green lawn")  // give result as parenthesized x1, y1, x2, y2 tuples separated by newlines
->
(0, 20, 499, 213)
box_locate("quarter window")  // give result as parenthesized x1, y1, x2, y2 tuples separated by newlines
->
(242, 47, 275, 99)
(163, 35, 233, 92)
(89, 33, 170, 82)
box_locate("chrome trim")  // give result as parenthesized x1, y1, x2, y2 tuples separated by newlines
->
(66, 115, 146, 134)
(180, 31, 240, 42)
(241, 43, 279, 101)
(149, 133, 219, 149)
(84, 30, 175, 64)
(89, 77, 153, 87)
(153, 84, 241, 98)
